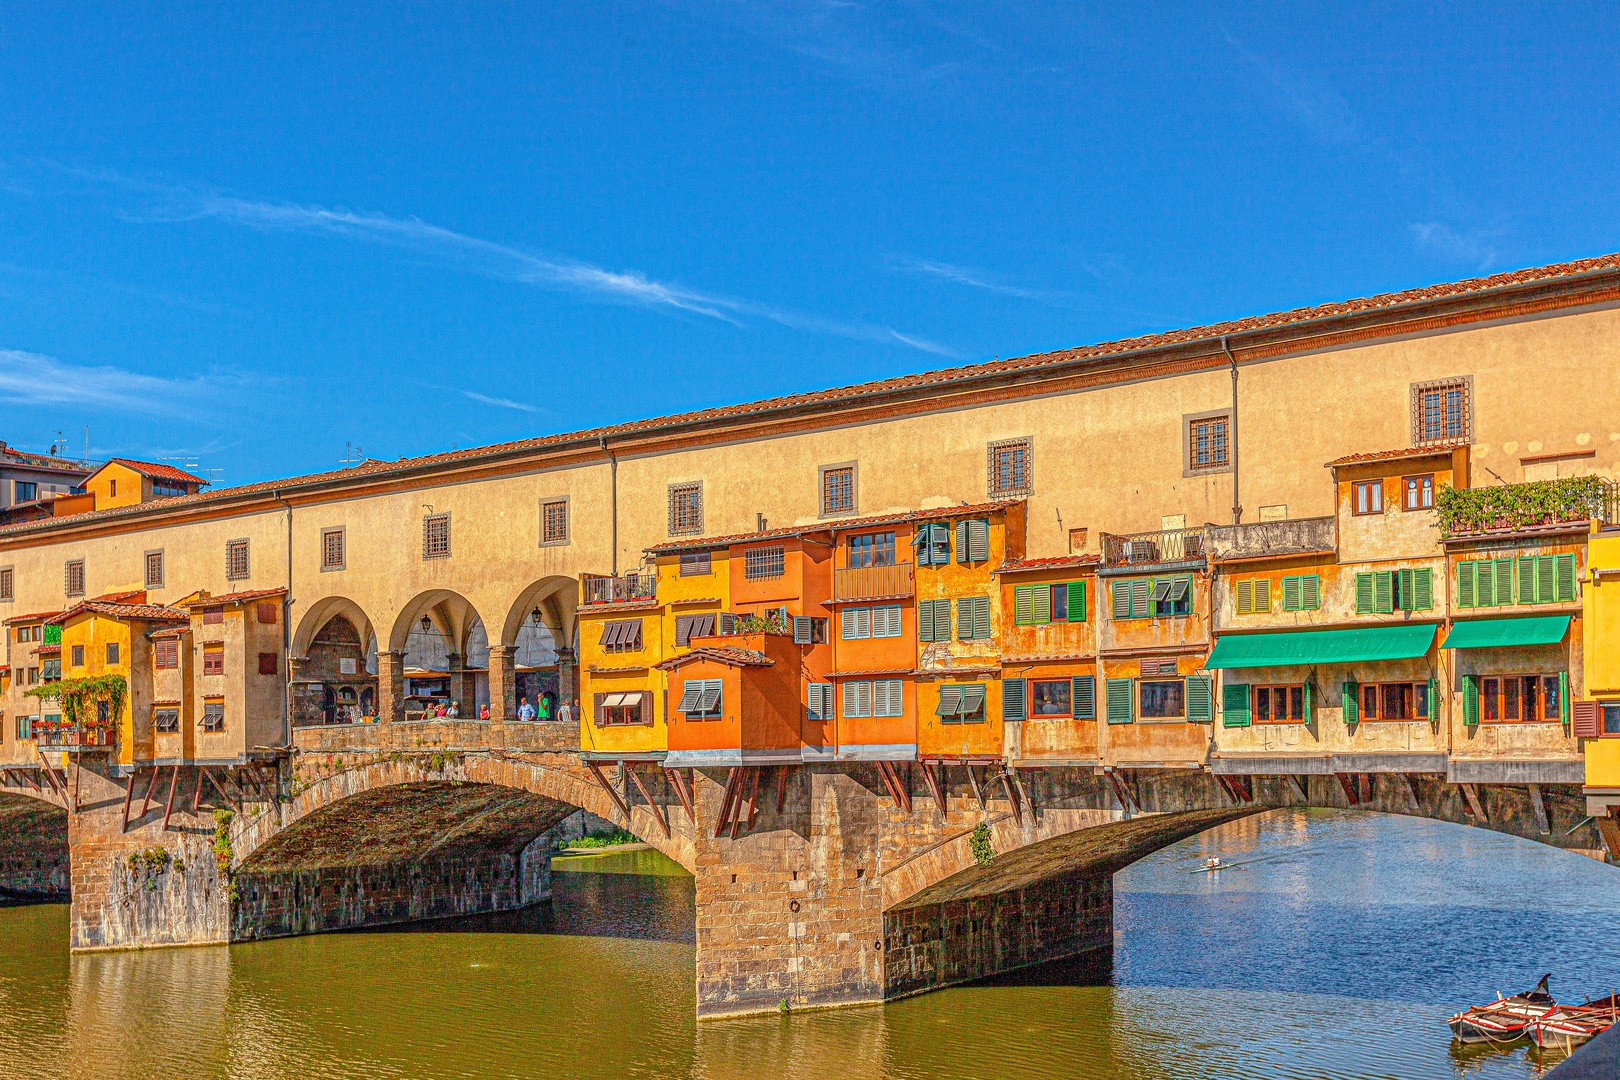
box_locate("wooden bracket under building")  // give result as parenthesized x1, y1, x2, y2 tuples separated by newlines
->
(1335, 772, 1361, 807)
(966, 764, 986, 811)
(663, 767, 694, 823)
(877, 761, 912, 813)
(1459, 782, 1488, 823)
(774, 764, 789, 815)
(585, 760, 631, 821)
(1526, 784, 1550, 835)
(160, 764, 181, 831)
(624, 765, 671, 839)
(995, 770, 1023, 828)
(713, 767, 742, 838)
(120, 769, 138, 834)
(1105, 769, 1138, 817)
(920, 763, 947, 815)
(1286, 774, 1309, 802)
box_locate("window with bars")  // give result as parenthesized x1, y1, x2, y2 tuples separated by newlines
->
(987, 438, 1032, 498)
(226, 538, 250, 580)
(821, 464, 855, 516)
(155, 639, 179, 669)
(540, 498, 569, 546)
(1412, 378, 1471, 444)
(0, 566, 11, 602)
(1188, 416, 1229, 471)
(145, 551, 164, 589)
(203, 645, 224, 676)
(668, 482, 703, 536)
(422, 515, 451, 559)
(203, 700, 225, 732)
(65, 559, 85, 597)
(321, 528, 345, 571)
(106, 642, 119, 665)
(744, 545, 785, 580)
(935, 683, 985, 724)
(679, 551, 711, 576)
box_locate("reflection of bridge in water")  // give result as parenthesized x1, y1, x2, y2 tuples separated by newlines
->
(1, 732, 1605, 1019)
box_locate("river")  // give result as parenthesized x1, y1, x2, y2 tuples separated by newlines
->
(3, 808, 1618, 1079)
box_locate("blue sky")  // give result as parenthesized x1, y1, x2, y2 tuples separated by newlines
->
(1, 2, 1616, 486)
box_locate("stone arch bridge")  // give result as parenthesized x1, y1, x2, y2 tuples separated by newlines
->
(0, 745, 1605, 1018)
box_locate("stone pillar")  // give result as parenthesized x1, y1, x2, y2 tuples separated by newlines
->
(447, 653, 476, 719)
(555, 646, 576, 711)
(377, 651, 406, 728)
(488, 646, 516, 726)
(286, 656, 323, 729)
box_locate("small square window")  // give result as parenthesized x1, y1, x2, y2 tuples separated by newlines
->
(1403, 475, 1434, 511)
(258, 652, 278, 675)
(65, 559, 85, 597)
(987, 438, 1032, 498)
(423, 513, 451, 559)
(145, 550, 164, 589)
(1188, 417, 1229, 471)
(1068, 528, 1087, 553)
(203, 608, 223, 625)
(153, 708, 180, 734)
(1412, 377, 1472, 445)
(203, 646, 224, 676)
(226, 539, 250, 580)
(1352, 480, 1384, 516)
(540, 498, 570, 546)
(0, 566, 12, 601)
(679, 551, 711, 576)
(321, 528, 345, 571)
(820, 463, 856, 517)
(256, 602, 278, 624)
(668, 482, 703, 537)
(106, 642, 119, 665)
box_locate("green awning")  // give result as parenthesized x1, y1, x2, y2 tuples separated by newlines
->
(1441, 615, 1570, 650)
(1205, 624, 1436, 669)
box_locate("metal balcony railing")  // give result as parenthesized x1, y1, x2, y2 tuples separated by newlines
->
(834, 561, 915, 601)
(580, 573, 656, 606)
(1439, 476, 1619, 537)
(1206, 517, 1336, 562)
(33, 723, 114, 749)
(1100, 528, 1206, 569)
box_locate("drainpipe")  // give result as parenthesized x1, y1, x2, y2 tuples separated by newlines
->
(600, 437, 618, 576)
(1222, 335, 1241, 525)
(272, 490, 294, 747)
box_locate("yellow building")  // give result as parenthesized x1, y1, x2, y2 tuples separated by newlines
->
(56, 593, 189, 767)
(1579, 530, 1620, 812)
(80, 458, 206, 510)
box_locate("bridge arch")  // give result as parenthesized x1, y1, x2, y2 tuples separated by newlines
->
(0, 786, 71, 897)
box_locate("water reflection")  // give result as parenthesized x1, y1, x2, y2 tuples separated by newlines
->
(2, 809, 1618, 1080)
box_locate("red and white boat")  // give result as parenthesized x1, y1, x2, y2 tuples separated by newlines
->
(1447, 975, 1559, 1043)
(1527, 993, 1620, 1050)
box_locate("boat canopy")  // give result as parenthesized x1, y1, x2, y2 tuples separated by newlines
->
(1441, 615, 1570, 650)
(1205, 624, 1435, 670)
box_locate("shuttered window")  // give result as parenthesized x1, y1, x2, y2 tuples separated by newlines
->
(679, 551, 711, 576)
(843, 679, 873, 718)
(841, 607, 871, 640)
(203, 700, 225, 732)
(955, 597, 991, 640)
(1073, 675, 1096, 720)
(1003, 678, 1026, 720)
(203, 645, 224, 676)
(915, 523, 953, 566)
(1186, 675, 1213, 723)
(918, 599, 954, 642)
(1280, 575, 1320, 611)
(154, 639, 179, 669)
(844, 605, 901, 639)
(1013, 582, 1085, 625)
(258, 652, 278, 675)
(938, 683, 986, 724)
(257, 603, 278, 624)
(1222, 682, 1251, 727)
(153, 707, 180, 733)
(873, 605, 901, 638)
(1354, 568, 1433, 614)
(1105, 678, 1134, 724)
(678, 679, 723, 717)
(954, 519, 990, 564)
(1236, 578, 1273, 615)
(806, 683, 835, 721)
(1517, 554, 1577, 604)
(600, 619, 644, 652)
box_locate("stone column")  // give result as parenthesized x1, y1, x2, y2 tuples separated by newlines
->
(447, 653, 476, 719)
(376, 651, 406, 728)
(488, 645, 516, 727)
(286, 656, 323, 729)
(555, 646, 577, 711)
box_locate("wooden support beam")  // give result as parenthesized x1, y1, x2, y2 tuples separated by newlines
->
(192, 766, 206, 814)
(921, 763, 947, 815)
(1527, 784, 1550, 835)
(1460, 782, 1488, 823)
(1335, 772, 1360, 806)
(71, 756, 81, 812)
(160, 764, 181, 832)
(745, 766, 761, 831)
(625, 765, 671, 839)
(874, 761, 902, 805)
(1357, 773, 1372, 805)
(1399, 773, 1420, 809)
(714, 767, 742, 839)
(1012, 768, 1034, 818)
(1106, 769, 1136, 816)
(663, 767, 694, 822)
(774, 764, 789, 815)
(966, 764, 985, 810)
(882, 761, 912, 814)
(995, 770, 1023, 828)
(585, 760, 631, 821)
(139, 764, 160, 820)
(204, 767, 233, 810)
(120, 769, 138, 834)
(1286, 774, 1308, 802)
(1595, 816, 1620, 862)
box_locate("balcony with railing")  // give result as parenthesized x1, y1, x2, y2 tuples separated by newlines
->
(1206, 516, 1336, 563)
(833, 561, 915, 602)
(1438, 476, 1619, 539)
(580, 572, 657, 606)
(1100, 528, 1206, 570)
(33, 720, 114, 750)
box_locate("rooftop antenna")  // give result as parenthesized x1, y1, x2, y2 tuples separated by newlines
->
(340, 441, 366, 466)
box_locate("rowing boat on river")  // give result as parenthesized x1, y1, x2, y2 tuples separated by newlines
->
(1528, 993, 1620, 1049)
(1448, 975, 1558, 1043)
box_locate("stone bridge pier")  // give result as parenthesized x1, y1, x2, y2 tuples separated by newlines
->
(3, 750, 1608, 1019)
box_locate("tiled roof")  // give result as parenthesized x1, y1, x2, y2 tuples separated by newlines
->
(653, 647, 774, 670)
(825, 668, 918, 678)
(32, 644, 60, 654)
(183, 588, 287, 609)
(576, 598, 660, 614)
(994, 555, 1100, 575)
(1325, 445, 1464, 467)
(100, 458, 208, 485)
(667, 597, 722, 606)
(1001, 653, 1094, 664)
(646, 499, 1025, 555)
(90, 590, 147, 604)
(2, 610, 63, 625)
(61, 600, 190, 623)
(4, 253, 1619, 541)
(148, 627, 188, 640)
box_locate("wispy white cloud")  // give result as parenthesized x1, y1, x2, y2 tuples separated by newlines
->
(462, 390, 539, 413)
(0, 349, 250, 417)
(1410, 222, 1505, 272)
(1222, 31, 1360, 147)
(892, 257, 1067, 302)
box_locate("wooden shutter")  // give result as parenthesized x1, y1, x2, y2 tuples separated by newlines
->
(931, 524, 951, 564)
(1111, 581, 1129, 619)
(1029, 585, 1051, 624)
(955, 521, 970, 565)
(858, 681, 873, 717)
(1478, 560, 1497, 607)
(1131, 578, 1150, 616)
(1490, 558, 1511, 606)
(1555, 554, 1577, 603)
(973, 597, 990, 638)
(1303, 679, 1314, 722)
(841, 608, 858, 640)
(1066, 581, 1085, 622)
(1373, 571, 1394, 614)
(1253, 579, 1271, 613)
(933, 601, 951, 643)
(1536, 556, 1555, 605)
(880, 605, 901, 637)
(1456, 562, 1475, 608)
(1013, 586, 1032, 625)
(937, 685, 962, 719)
(1573, 699, 1601, 739)
(842, 681, 858, 718)
(968, 520, 990, 562)
(1073, 675, 1096, 719)
(1186, 675, 1213, 723)
(1280, 577, 1298, 612)
(1236, 579, 1253, 615)
(792, 616, 811, 645)
(1560, 671, 1570, 724)
(1221, 682, 1250, 727)
(675, 615, 694, 647)
(1301, 575, 1319, 610)
(1411, 568, 1433, 611)
(912, 529, 932, 565)
(917, 600, 935, 642)
(1463, 675, 1479, 725)
(1105, 678, 1133, 724)
(1355, 573, 1374, 614)
(1003, 678, 1026, 720)
(1395, 568, 1413, 611)
(1426, 678, 1437, 722)
(1341, 680, 1359, 723)
(1518, 556, 1538, 604)
(953, 599, 969, 640)
(592, 692, 607, 725)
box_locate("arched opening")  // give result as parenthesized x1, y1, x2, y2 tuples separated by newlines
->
(291, 598, 379, 727)
(0, 790, 70, 899)
(501, 577, 577, 720)
(388, 591, 495, 721)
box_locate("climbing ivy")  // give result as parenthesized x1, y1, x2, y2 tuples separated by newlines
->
(1436, 475, 1609, 536)
(24, 673, 126, 727)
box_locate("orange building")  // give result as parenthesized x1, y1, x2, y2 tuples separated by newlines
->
(997, 554, 1100, 766)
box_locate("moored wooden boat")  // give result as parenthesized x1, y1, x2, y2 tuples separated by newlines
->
(1447, 975, 1557, 1044)
(1528, 993, 1620, 1049)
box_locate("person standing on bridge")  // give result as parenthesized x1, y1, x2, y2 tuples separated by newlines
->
(558, 698, 574, 725)
(518, 698, 536, 723)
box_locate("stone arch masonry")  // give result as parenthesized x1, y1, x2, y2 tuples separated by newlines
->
(2, 753, 1604, 1018)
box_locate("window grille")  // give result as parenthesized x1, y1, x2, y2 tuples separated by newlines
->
(668, 482, 703, 536)
(987, 438, 1032, 497)
(226, 539, 250, 580)
(322, 529, 345, 570)
(1412, 378, 1472, 445)
(65, 559, 85, 597)
(1189, 417, 1229, 470)
(541, 499, 569, 545)
(822, 466, 854, 515)
(744, 545, 785, 580)
(106, 642, 119, 665)
(0, 567, 11, 601)
(145, 551, 164, 589)
(422, 514, 451, 559)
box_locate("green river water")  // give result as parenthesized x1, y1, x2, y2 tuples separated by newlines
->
(3, 808, 1618, 1079)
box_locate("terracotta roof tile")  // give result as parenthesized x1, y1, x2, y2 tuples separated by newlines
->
(1325, 445, 1465, 467)
(183, 588, 287, 608)
(100, 458, 208, 485)
(994, 555, 1100, 575)
(647, 499, 1024, 555)
(4, 253, 1617, 540)
(653, 647, 774, 670)
(61, 600, 190, 623)
(3, 610, 64, 625)
(825, 668, 919, 679)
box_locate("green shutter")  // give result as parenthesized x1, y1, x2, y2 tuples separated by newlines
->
(1073, 675, 1095, 719)
(1186, 675, 1213, 723)
(1355, 573, 1374, 614)
(968, 519, 990, 563)
(1560, 671, 1570, 724)
(1132, 578, 1150, 617)
(1477, 560, 1496, 607)
(1457, 562, 1475, 609)
(1342, 680, 1359, 724)
(1112, 581, 1131, 619)
(1014, 586, 1034, 625)
(1555, 554, 1577, 603)
(1236, 578, 1253, 615)
(974, 597, 990, 638)
(1537, 556, 1555, 605)
(1254, 578, 1271, 612)
(1002, 678, 1026, 720)
(1518, 556, 1538, 604)
(1066, 580, 1086, 622)
(955, 521, 970, 565)
(1303, 679, 1314, 722)
(1281, 576, 1301, 612)
(1397, 568, 1414, 611)
(1301, 575, 1320, 610)
(1427, 677, 1437, 721)
(935, 601, 952, 643)
(1222, 682, 1250, 727)
(1373, 571, 1394, 614)
(1463, 675, 1479, 726)
(956, 598, 972, 640)
(1031, 585, 1052, 624)
(1492, 558, 1512, 606)
(1105, 678, 1133, 724)
(1411, 568, 1433, 611)
(917, 599, 935, 642)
